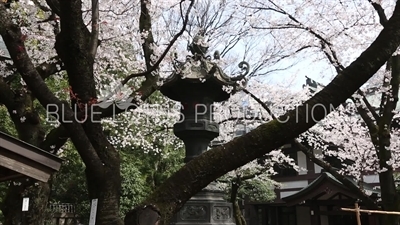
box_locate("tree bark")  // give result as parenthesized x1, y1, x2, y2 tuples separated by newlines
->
(53, 1, 124, 224)
(86, 166, 122, 225)
(375, 55, 400, 225)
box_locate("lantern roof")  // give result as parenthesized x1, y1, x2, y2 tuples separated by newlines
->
(160, 31, 249, 102)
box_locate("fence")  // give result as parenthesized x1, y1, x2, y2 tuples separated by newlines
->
(48, 203, 81, 225)
(49, 203, 76, 214)
(341, 202, 400, 225)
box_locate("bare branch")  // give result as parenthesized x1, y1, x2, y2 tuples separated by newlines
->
(122, 0, 195, 85)
(242, 88, 275, 119)
(320, 41, 345, 73)
(247, 1, 346, 73)
(356, 89, 380, 121)
(350, 96, 379, 145)
(368, 0, 388, 26)
(0, 55, 11, 61)
(218, 116, 267, 124)
(249, 45, 312, 77)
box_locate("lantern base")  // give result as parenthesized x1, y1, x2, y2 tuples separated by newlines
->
(171, 184, 235, 225)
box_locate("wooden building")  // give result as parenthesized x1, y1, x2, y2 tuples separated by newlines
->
(0, 131, 62, 182)
(244, 143, 381, 225)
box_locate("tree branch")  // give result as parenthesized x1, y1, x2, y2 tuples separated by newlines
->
(247, 1, 346, 73)
(0, 78, 15, 107)
(36, 56, 63, 79)
(356, 89, 381, 121)
(375, 56, 400, 213)
(368, 0, 388, 26)
(40, 126, 69, 153)
(218, 116, 267, 124)
(45, 0, 61, 16)
(100, 0, 196, 116)
(350, 96, 379, 140)
(381, 56, 400, 126)
(0, 55, 11, 61)
(121, 0, 195, 85)
(4, 56, 63, 84)
(89, 0, 99, 57)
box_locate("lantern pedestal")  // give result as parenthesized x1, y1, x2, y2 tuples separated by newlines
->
(172, 189, 234, 225)
(160, 31, 249, 225)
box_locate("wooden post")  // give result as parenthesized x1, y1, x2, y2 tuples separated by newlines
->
(355, 202, 362, 225)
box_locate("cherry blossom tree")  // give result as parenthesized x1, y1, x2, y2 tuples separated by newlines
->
(297, 56, 400, 224)
(236, 1, 400, 223)
(0, 0, 195, 223)
(1, 1, 400, 225)
(0, 0, 288, 223)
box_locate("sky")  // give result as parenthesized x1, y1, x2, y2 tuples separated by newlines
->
(1, 35, 333, 91)
(255, 51, 336, 92)
(0, 37, 8, 57)
(0, 52, 332, 96)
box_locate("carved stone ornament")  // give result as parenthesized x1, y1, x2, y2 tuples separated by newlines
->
(180, 205, 207, 220)
(160, 30, 249, 103)
(212, 206, 231, 220)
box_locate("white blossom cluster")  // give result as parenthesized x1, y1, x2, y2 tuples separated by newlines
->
(302, 97, 400, 182)
(214, 80, 307, 190)
(103, 96, 182, 154)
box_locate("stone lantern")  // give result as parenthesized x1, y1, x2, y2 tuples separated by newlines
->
(160, 30, 249, 225)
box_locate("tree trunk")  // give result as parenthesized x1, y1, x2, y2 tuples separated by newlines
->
(86, 158, 123, 225)
(230, 182, 246, 225)
(376, 55, 400, 225)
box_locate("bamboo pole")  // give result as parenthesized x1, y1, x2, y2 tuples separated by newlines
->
(341, 207, 400, 215)
(355, 202, 362, 225)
